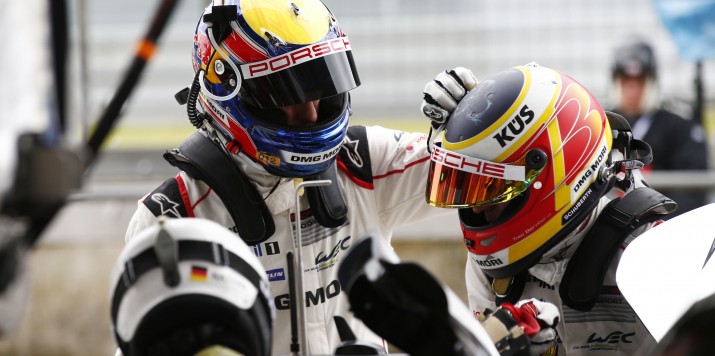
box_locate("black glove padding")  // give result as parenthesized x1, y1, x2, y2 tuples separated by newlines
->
(338, 235, 496, 356)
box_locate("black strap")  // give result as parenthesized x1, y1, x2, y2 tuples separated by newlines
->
(164, 132, 275, 245)
(305, 163, 348, 228)
(110, 239, 262, 325)
(559, 187, 676, 311)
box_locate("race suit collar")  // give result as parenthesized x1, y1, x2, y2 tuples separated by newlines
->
(230, 151, 296, 215)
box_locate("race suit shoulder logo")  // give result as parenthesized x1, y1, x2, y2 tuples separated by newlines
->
(341, 136, 363, 167)
(151, 193, 181, 218)
(338, 126, 373, 185)
(143, 178, 189, 219)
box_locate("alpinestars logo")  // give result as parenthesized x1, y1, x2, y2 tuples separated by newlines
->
(150, 193, 181, 217)
(341, 137, 363, 167)
(423, 106, 447, 121)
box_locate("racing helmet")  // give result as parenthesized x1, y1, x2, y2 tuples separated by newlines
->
(109, 218, 274, 356)
(426, 63, 614, 279)
(190, 0, 360, 178)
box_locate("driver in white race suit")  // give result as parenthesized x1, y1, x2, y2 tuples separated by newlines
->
(420, 63, 677, 355)
(124, 0, 458, 354)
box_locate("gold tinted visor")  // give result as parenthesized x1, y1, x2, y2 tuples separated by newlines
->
(426, 145, 544, 208)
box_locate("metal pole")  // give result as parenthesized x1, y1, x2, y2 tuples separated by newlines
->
(85, 0, 182, 169)
(293, 179, 332, 355)
(694, 61, 704, 124)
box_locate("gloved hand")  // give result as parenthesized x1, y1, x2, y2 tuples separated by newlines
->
(500, 298, 560, 356)
(476, 307, 530, 356)
(421, 67, 478, 128)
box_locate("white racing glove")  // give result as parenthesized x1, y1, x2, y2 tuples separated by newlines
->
(509, 298, 560, 356)
(421, 67, 478, 128)
(478, 298, 560, 356)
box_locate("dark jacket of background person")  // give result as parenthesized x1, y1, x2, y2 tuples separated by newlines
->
(610, 39, 709, 218)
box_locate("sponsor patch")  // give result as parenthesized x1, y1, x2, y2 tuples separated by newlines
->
(266, 268, 286, 282)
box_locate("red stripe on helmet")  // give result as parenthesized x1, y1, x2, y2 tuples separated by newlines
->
(222, 26, 270, 63)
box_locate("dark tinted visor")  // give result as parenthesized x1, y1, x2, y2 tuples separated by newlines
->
(239, 37, 360, 108)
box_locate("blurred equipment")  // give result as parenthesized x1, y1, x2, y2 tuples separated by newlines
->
(0, 0, 80, 337)
(617, 203, 715, 341)
(109, 217, 274, 356)
(0, 0, 181, 339)
(652, 289, 715, 356)
(337, 232, 500, 356)
(332, 316, 386, 355)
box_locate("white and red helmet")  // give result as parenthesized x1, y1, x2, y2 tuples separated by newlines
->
(426, 63, 614, 278)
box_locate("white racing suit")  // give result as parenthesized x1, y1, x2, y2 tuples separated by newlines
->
(125, 125, 454, 355)
(466, 198, 659, 355)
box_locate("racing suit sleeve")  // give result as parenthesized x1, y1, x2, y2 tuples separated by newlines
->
(364, 125, 455, 232)
(465, 253, 499, 314)
(124, 203, 159, 243)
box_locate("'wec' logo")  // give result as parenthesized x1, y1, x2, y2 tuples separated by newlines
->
(587, 331, 634, 344)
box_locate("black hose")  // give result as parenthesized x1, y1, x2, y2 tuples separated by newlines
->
(187, 70, 204, 129)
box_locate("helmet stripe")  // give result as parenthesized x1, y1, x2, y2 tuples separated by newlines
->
(443, 66, 532, 151)
(221, 22, 270, 63)
(494, 68, 562, 162)
(509, 213, 564, 262)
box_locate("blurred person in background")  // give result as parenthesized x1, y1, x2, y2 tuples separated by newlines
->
(0, 0, 79, 339)
(610, 39, 709, 218)
(123, 0, 457, 354)
(421, 63, 677, 354)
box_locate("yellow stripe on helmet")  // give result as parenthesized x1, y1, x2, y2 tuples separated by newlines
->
(494, 67, 561, 162)
(444, 66, 533, 151)
(241, 0, 332, 45)
(509, 213, 564, 263)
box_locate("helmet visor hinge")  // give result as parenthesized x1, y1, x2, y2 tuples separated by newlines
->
(525, 149, 548, 170)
